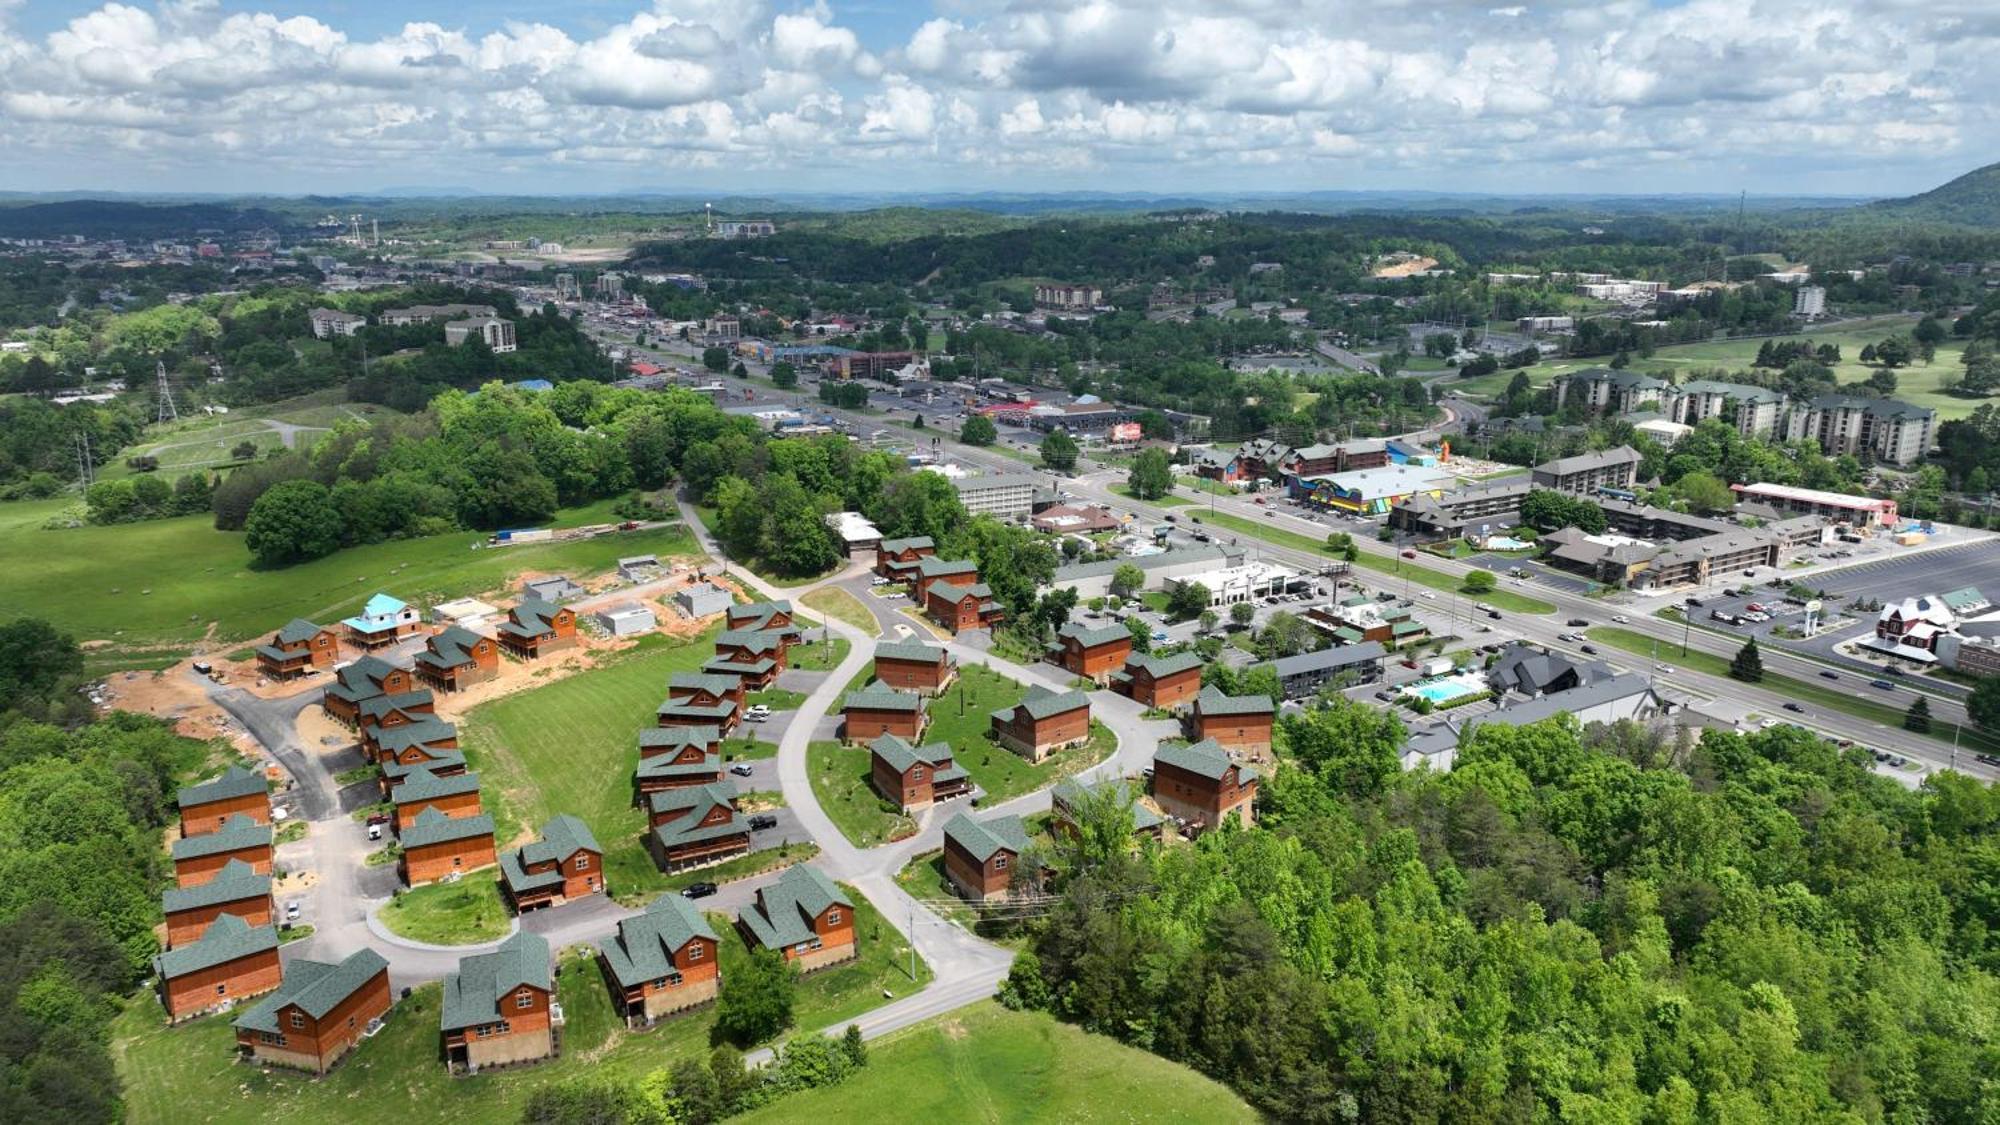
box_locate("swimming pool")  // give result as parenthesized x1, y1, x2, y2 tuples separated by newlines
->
(1401, 671, 1487, 705)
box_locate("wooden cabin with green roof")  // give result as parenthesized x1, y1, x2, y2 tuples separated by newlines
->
(599, 894, 721, 1025)
(1153, 738, 1258, 832)
(1051, 620, 1134, 684)
(254, 617, 339, 681)
(392, 765, 484, 832)
(868, 733, 970, 811)
(321, 654, 415, 725)
(990, 685, 1091, 762)
(1189, 687, 1276, 756)
(1109, 649, 1204, 710)
(440, 931, 556, 1072)
(842, 683, 927, 743)
(177, 765, 270, 838)
(171, 812, 273, 887)
(645, 782, 750, 872)
(735, 864, 856, 972)
(153, 913, 281, 1023)
(871, 638, 956, 695)
(941, 812, 1033, 901)
(413, 625, 500, 692)
(497, 597, 579, 660)
(634, 725, 725, 797)
(399, 806, 497, 886)
(499, 815, 604, 911)
(233, 948, 392, 1074)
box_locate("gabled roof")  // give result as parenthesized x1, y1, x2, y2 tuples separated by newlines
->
(878, 536, 935, 554)
(1195, 687, 1274, 717)
(325, 655, 401, 702)
(994, 684, 1089, 724)
(499, 598, 566, 639)
(916, 556, 979, 579)
(647, 781, 738, 819)
(741, 865, 851, 949)
(153, 913, 277, 980)
(868, 733, 953, 773)
(440, 931, 550, 1031)
(345, 593, 411, 630)
(668, 672, 741, 697)
(1123, 650, 1204, 679)
(702, 656, 776, 678)
(518, 815, 601, 867)
(638, 725, 720, 752)
(715, 627, 789, 652)
(358, 689, 434, 721)
(382, 751, 467, 782)
(375, 718, 458, 755)
(1053, 777, 1163, 833)
(171, 814, 271, 861)
(274, 618, 326, 645)
(1056, 621, 1131, 649)
(600, 895, 720, 987)
(161, 858, 270, 913)
(635, 751, 723, 781)
(415, 627, 489, 671)
(400, 806, 495, 849)
(1155, 738, 1254, 783)
(845, 684, 924, 713)
(1534, 445, 1641, 477)
(393, 766, 482, 803)
(657, 700, 737, 724)
(233, 948, 389, 1033)
(178, 765, 266, 810)
(943, 812, 1030, 862)
(1260, 641, 1386, 678)
(873, 639, 947, 664)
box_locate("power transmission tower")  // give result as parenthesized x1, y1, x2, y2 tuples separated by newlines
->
(74, 431, 93, 487)
(154, 359, 179, 424)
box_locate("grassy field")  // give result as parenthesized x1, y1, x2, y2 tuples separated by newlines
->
(114, 892, 928, 1125)
(1447, 315, 1992, 420)
(1196, 509, 1558, 614)
(1587, 625, 2000, 755)
(456, 629, 724, 897)
(784, 635, 850, 672)
(811, 665, 1115, 845)
(377, 876, 512, 945)
(736, 1001, 1258, 1125)
(1111, 483, 1190, 506)
(801, 586, 880, 635)
(0, 498, 696, 659)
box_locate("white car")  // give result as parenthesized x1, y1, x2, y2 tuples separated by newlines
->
(1655, 664, 1674, 674)
(1612, 615, 1629, 624)
(1420, 591, 1437, 600)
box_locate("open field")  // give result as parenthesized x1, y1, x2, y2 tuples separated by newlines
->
(801, 586, 879, 635)
(113, 893, 928, 1125)
(784, 635, 850, 672)
(457, 629, 723, 895)
(1449, 315, 1993, 420)
(737, 1000, 1257, 1125)
(1195, 508, 1558, 614)
(0, 498, 695, 661)
(377, 876, 512, 945)
(809, 739, 914, 847)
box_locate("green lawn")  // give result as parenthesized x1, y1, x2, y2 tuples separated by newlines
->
(377, 876, 512, 945)
(658, 841, 821, 893)
(802, 586, 880, 635)
(114, 892, 929, 1125)
(1175, 475, 1236, 497)
(809, 740, 916, 847)
(784, 635, 850, 672)
(0, 498, 696, 659)
(747, 687, 809, 711)
(456, 629, 723, 899)
(1587, 626, 2000, 754)
(1196, 509, 1557, 614)
(735, 1001, 1258, 1125)
(1111, 483, 1190, 506)
(722, 735, 778, 761)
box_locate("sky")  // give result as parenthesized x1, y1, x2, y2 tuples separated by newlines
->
(0, 0, 1990, 199)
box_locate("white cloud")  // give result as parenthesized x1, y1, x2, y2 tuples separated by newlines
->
(0, 0, 1977, 193)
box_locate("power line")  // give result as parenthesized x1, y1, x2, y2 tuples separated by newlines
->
(154, 359, 179, 424)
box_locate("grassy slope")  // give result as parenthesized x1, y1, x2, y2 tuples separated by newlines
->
(0, 498, 695, 654)
(456, 629, 725, 897)
(809, 739, 913, 848)
(1196, 508, 1557, 614)
(735, 1001, 1258, 1125)
(800, 586, 879, 635)
(114, 893, 927, 1125)
(375, 876, 512, 945)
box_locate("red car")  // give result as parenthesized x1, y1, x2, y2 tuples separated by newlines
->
(1254, 497, 1266, 506)
(1400, 549, 1417, 559)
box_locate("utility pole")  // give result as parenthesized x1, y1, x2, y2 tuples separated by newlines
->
(74, 432, 94, 487)
(154, 360, 179, 424)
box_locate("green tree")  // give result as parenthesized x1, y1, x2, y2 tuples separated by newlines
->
(1463, 569, 1497, 595)
(758, 473, 838, 578)
(1730, 638, 1765, 683)
(770, 361, 798, 389)
(1166, 581, 1209, 621)
(1127, 448, 1174, 500)
(1229, 600, 1256, 629)
(229, 440, 259, 461)
(0, 618, 84, 715)
(960, 414, 998, 446)
(1258, 612, 1312, 659)
(1109, 564, 1146, 601)
(1198, 608, 1219, 634)
(243, 479, 344, 566)
(1965, 677, 2000, 736)
(1126, 616, 1152, 653)
(841, 1023, 867, 1068)
(1040, 430, 1079, 472)
(713, 947, 796, 1045)
(1279, 698, 1404, 797)
(1904, 695, 1932, 734)
(1673, 471, 1736, 514)
(702, 347, 729, 372)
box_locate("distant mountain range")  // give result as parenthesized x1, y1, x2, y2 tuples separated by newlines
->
(1864, 162, 2000, 225)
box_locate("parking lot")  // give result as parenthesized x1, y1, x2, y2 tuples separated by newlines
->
(1806, 537, 2000, 601)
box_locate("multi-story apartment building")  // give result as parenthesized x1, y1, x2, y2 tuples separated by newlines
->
(444, 317, 518, 353)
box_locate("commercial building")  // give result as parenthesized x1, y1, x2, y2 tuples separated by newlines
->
(1168, 560, 1302, 607)
(1291, 463, 1455, 515)
(1050, 544, 1244, 600)
(380, 303, 497, 327)
(1389, 477, 1532, 538)
(1254, 642, 1386, 700)
(1035, 283, 1102, 310)
(1530, 446, 1641, 496)
(1870, 587, 1990, 663)
(824, 511, 884, 556)
(308, 308, 367, 338)
(950, 473, 1040, 520)
(1783, 394, 1935, 467)
(1729, 482, 1897, 527)
(444, 317, 517, 353)
(1553, 369, 1669, 415)
(1402, 673, 1662, 773)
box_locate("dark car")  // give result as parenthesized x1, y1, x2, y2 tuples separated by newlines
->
(1870, 679, 1894, 690)
(681, 882, 718, 899)
(748, 813, 779, 831)
(1566, 618, 1589, 627)
(1976, 754, 2000, 767)
(1819, 670, 1839, 681)
(1580, 644, 1598, 655)
(1783, 702, 1805, 713)
(1487, 610, 1503, 620)
(1685, 597, 1704, 608)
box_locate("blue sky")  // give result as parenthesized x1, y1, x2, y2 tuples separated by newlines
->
(0, 1, 1985, 197)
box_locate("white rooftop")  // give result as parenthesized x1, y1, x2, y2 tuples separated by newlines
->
(826, 510, 883, 544)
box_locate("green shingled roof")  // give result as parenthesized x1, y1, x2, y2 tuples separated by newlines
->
(656, 700, 737, 724)
(714, 627, 789, 652)
(879, 536, 934, 554)
(375, 718, 457, 754)
(1196, 687, 1274, 717)
(868, 733, 953, 774)
(740, 865, 850, 950)
(275, 618, 326, 645)
(518, 815, 600, 867)
(234, 948, 389, 1034)
(639, 725, 719, 752)
(1057, 621, 1132, 648)
(440, 931, 550, 1031)
(153, 914, 277, 980)
(324, 655, 401, 703)
(415, 627, 488, 671)
(177, 765, 267, 809)
(400, 806, 495, 849)
(382, 751, 467, 783)
(916, 556, 978, 578)
(702, 657, 776, 678)
(845, 685, 925, 713)
(997, 684, 1089, 723)
(1053, 777, 1163, 833)
(358, 690, 434, 721)
(600, 894, 719, 988)
(1123, 650, 1203, 679)
(161, 859, 270, 914)
(943, 812, 1030, 862)
(669, 672, 741, 697)
(635, 753, 722, 781)
(873, 640, 946, 664)
(394, 766, 482, 803)
(499, 597, 566, 639)
(171, 814, 271, 861)
(1390, 621, 1426, 636)
(1154, 738, 1238, 781)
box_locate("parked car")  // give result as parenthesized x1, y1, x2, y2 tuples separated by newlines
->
(729, 763, 754, 777)
(1975, 754, 2000, 767)
(191, 660, 213, 675)
(284, 901, 301, 921)
(367, 822, 383, 841)
(748, 814, 779, 831)
(1487, 610, 1503, 620)
(1686, 597, 1705, 608)
(681, 882, 718, 899)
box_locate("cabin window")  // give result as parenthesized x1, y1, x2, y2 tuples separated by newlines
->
(912, 767, 925, 782)
(515, 990, 534, 1009)
(826, 910, 842, 927)
(289, 1012, 305, 1029)
(260, 1032, 286, 1046)
(574, 854, 590, 870)
(688, 944, 704, 961)
(453, 856, 463, 867)
(994, 855, 1009, 870)
(216, 984, 228, 995)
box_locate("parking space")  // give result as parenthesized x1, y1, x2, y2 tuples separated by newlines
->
(1807, 538, 2000, 601)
